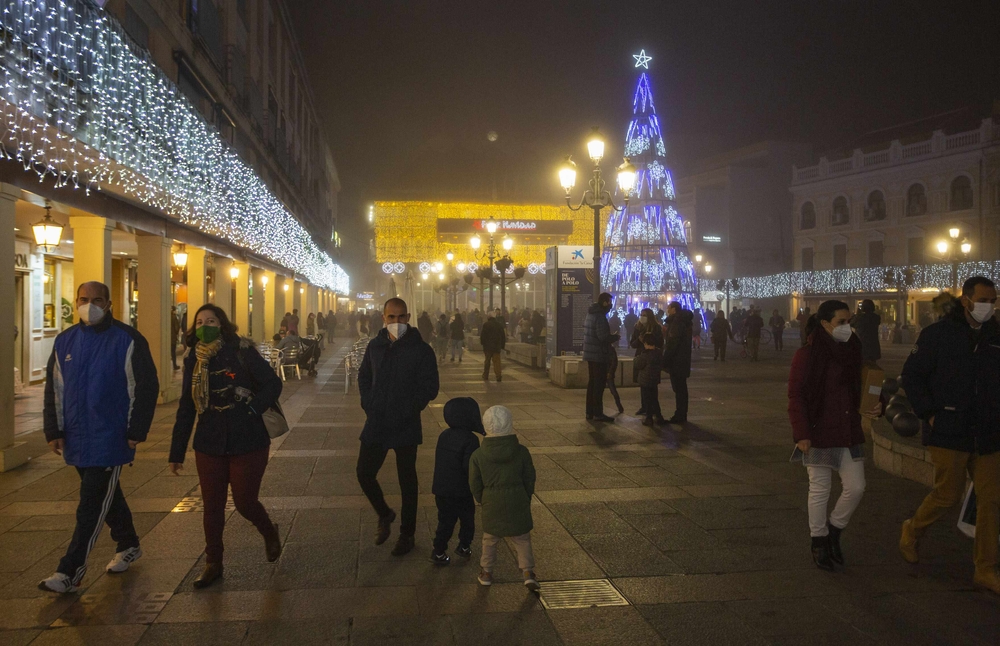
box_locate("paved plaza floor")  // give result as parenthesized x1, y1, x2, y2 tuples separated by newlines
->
(0, 337, 997, 645)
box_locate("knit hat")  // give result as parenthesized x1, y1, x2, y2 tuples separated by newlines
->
(482, 405, 514, 437)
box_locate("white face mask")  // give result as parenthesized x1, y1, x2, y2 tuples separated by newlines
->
(831, 323, 852, 343)
(77, 303, 106, 326)
(970, 302, 995, 324)
(386, 322, 408, 339)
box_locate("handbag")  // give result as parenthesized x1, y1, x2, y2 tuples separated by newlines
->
(237, 347, 290, 439)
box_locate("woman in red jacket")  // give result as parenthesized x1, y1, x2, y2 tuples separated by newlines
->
(788, 300, 881, 571)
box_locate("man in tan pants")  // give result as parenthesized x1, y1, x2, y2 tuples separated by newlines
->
(899, 276, 1000, 594)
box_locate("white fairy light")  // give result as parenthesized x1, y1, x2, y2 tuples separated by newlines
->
(0, 0, 349, 293)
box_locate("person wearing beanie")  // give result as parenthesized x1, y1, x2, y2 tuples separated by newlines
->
(469, 406, 539, 591)
(430, 398, 485, 565)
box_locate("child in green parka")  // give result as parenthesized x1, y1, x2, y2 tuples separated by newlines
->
(469, 405, 539, 591)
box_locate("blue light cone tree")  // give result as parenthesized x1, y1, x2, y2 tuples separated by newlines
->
(602, 63, 700, 318)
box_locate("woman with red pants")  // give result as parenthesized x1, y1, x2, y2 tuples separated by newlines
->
(169, 304, 283, 588)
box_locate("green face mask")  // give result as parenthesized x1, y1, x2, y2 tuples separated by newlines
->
(196, 325, 221, 343)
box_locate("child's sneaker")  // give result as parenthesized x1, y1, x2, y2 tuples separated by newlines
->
(429, 550, 450, 566)
(38, 573, 78, 594)
(477, 569, 493, 586)
(455, 544, 472, 559)
(523, 570, 540, 592)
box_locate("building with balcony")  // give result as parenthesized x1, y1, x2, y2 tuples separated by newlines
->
(0, 0, 348, 471)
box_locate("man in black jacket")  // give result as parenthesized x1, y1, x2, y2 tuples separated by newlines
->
(582, 292, 619, 422)
(852, 299, 882, 364)
(662, 301, 693, 424)
(357, 298, 440, 556)
(900, 276, 1000, 594)
(480, 310, 506, 382)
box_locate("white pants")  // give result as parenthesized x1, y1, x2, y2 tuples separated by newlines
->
(806, 451, 866, 537)
(481, 532, 534, 572)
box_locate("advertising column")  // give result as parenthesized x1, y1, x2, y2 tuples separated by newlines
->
(544, 245, 596, 369)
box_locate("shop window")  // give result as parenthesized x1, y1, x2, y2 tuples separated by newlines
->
(950, 176, 973, 210)
(865, 191, 886, 221)
(801, 247, 814, 271)
(833, 244, 847, 269)
(832, 196, 849, 226)
(906, 184, 927, 216)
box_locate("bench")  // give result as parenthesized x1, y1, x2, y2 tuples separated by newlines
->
(549, 356, 639, 389)
(505, 342, 540, 369)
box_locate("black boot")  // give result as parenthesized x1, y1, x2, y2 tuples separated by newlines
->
(827, 523, 844, 566)
(811, 536, 834, 571)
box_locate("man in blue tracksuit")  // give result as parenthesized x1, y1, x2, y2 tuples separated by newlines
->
(38, 282, 159, 593)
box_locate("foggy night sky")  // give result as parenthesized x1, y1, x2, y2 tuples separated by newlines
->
(285, 0, 999, 279)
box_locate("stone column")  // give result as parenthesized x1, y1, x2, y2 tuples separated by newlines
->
(233, 261, 250, 336)
(186, 247, 208, 312)
(136, 233, 174, 402)
(214, 257, 233, 316)
(0, 185, 29, 471)
(262, 270, 277, 340)
(274, 275, 289, 332)
(69, 215, 114, 303)
(293, 280, 303, 317)
(250, 267, 266, 342)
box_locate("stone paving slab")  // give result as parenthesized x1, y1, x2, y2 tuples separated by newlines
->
(0, 340, 996, 644)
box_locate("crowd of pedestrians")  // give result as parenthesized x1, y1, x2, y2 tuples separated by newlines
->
(35, 280, 1000, 599)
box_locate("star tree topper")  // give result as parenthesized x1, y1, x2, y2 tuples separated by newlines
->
(633, 49, 652, 69)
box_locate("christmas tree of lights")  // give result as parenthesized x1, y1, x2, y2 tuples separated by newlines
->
(602, 51, 699, 316)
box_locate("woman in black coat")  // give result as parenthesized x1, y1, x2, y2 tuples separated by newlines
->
(630, 308, 663, 416)
(169, 304, 283, 589)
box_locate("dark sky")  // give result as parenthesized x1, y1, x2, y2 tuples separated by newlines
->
(286, 0, 999, 278)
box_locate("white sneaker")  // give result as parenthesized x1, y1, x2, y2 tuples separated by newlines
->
(38, 573, 79, 594)
(106, 547, 142, 573)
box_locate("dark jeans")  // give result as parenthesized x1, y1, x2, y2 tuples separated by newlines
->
(713, 340, 727, 361)
(58, 465, 139, 585)
(640, 385, 662, 419)
(433, 495, 476, 553)
(773, 328, 784, 350)
(196, 448, 274, 564)
(357, 442, 419, 536)
(586, 361, 609, 417)
(670, 374, 689, 421)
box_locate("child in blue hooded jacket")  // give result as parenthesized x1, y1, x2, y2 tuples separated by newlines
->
(430, 397, 485, 565)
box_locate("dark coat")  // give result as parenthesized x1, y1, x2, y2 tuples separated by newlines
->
(662, 310, 693, 378)
(530, 311, 545, 339)
(417, 313, 434, 341)
(480, 317, 506, 354)
(710, 317, 733, 342)
(170, 339, 282, 463)
(787, 330, 864, 448)
(432, 398, 484, 498)
(449, 318, 465, 340)
(852, 311, 882, 361)
(630, 323, 663, 381)
(469, 434, 536, 537)
(583, 303, 618, 363)
(901, 308, 1000, 454)
(744, 314, 765, 339)
(358, 327, 440, 448)
(634, 346, 662, 386)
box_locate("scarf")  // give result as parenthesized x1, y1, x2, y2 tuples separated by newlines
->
(192, 338, 224, 414)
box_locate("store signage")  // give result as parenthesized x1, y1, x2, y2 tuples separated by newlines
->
(437, 219, 573, 243)
(356, 292, 374, 300)
(14, 252, 29, 269)
(702, 235, 722, 243)
(556, 245, 594, 269)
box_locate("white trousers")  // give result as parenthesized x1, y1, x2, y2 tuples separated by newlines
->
(481, 532, 534, 572)
(806, 450, 866, 537)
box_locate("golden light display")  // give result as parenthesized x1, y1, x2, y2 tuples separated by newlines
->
(374, 201, 608, 267)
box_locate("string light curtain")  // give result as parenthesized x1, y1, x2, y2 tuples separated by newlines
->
(0, 0, 349, 293)
(702, 262, 1000, 301)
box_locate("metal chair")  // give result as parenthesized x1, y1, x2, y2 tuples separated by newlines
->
(279, 346, 301, 381)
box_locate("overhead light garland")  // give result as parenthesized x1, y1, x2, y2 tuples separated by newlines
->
(0, 0, 349, 294)
(700, 263, 998, 300)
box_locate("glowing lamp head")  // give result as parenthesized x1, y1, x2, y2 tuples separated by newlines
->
(32, 204, 63, 251)
(587, 128, 605, 163)
(300, 287, 305, 294)
(172, 250, 188, 268)
(283, 283, 289, 291)
(229, 265, 240, 280)
(704, 264, 713, 274)
(261, 275, 268, 286)
(438, 273, 445, 281)
(421, 273, 429, 280)
(446, 252, 454, 262)
(936, 240, 949, 255)
(949, 227, 960, 240)
(485, 218, 498, 235)
(433, 262, 443, 273)
(616, 158, 637, 195)
(502, 236, 513, 251)
(558, 156, 577, 191)
(457, 262, 467, 272)
(694, 254, 703, 263)
(470, 235, 482, 250)
(961, 241, 972, 255)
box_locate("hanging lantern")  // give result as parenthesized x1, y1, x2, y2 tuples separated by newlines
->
(32, 202, 63, 252)
(172, 245, 188, 268)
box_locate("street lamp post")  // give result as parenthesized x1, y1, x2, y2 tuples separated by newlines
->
(493, 258, 526, 319)
(559, 128, 636, 301)
(935, 227, 972, 292)
(471, 216, 514, 311)
(715, 278, 741, 320)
